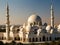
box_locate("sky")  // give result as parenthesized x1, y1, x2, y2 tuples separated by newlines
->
(0, 0, 60, 25)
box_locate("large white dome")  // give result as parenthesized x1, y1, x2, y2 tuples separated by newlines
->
(28, 14, 42, 26)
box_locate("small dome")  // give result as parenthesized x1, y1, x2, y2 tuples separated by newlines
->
(26, 24, 31, 32)
(46, 25, 51, 33)
(57, 24, 60, 32)
(37, 29, 42, 35)
(50, 29, 58, 34)
(10, 25, 15, 31)
(28, 14, 42, 26)
(58, 24, 60, 29)
(10, 31, 14, 37)
(37, 28, 42, 33)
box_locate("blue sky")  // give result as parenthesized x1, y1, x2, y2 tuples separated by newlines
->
(0, 0, 60, 25)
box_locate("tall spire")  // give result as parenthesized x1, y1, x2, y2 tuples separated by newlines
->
(6, 2, 10, 40)
(51, 0, 54, 28)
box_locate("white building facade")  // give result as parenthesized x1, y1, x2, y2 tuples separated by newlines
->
(0, 1, 60, 43)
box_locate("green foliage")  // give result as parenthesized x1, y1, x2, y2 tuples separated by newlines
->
(0, 41, 4, 45)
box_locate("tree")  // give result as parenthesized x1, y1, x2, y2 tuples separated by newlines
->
(0, 41, 4, 45)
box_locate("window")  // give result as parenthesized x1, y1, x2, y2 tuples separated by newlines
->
(30, 23, 33, 26)
(50, 37, 51, 41)
(17, 29, 20, 32)
(40, 38, 41, 41)
(47, 37, 48, 41)
(20, 39, 21, 40)
(43, 36, 45, 41)
(18, 37, 20, 40)
(29, 38, 31, 42)
(32, 38, 34, 42)
(36, 38, 38, 42)
(2, 37, 3, 40)
(23, 38, 25, 42)
(14, 37, 16, 40)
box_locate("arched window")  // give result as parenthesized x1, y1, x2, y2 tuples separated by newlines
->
(50, 37, 51, 41)
(29, 38, 31, 42)
(14, 37, 16, 40)
(43, 36, 45, 41)
(23, 38, 25, 42)
(18, 37, 20, 40)
(36, 38, 38, 42)
(32, 38, 34, 42)
(47, 37, 48, 41)
(20, 39, 21, 40)
(17, 29, 20, 33)
(40, 38, 41, 41)
(30, 23, 33, 26)
(2, 37, 3, 40)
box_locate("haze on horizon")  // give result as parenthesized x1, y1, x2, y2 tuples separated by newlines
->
(0, 0, 60, 25)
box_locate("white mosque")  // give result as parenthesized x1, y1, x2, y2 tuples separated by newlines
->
(17, 5, 60, 43)
(0, 1, 60, 43)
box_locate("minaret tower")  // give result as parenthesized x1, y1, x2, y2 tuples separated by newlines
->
(6, 3, 10, 40)
(51, 0, 54, 29)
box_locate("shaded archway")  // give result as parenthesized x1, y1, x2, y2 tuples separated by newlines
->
(40, 38, 41, 41)
(32, 38, 34, 42)
(29, 38, 31, 42)
(50, 37, 51, 41)
(36, 38, 38, 42)
(43, 36, 45, 41)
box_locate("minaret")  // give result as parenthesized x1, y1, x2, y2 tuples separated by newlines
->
(6, 3, 10, 40)
(51, 0, 54, 29)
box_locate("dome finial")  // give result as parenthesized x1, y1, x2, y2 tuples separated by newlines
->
(51, 0, 53, 9)
(32, 12, 38, 16)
